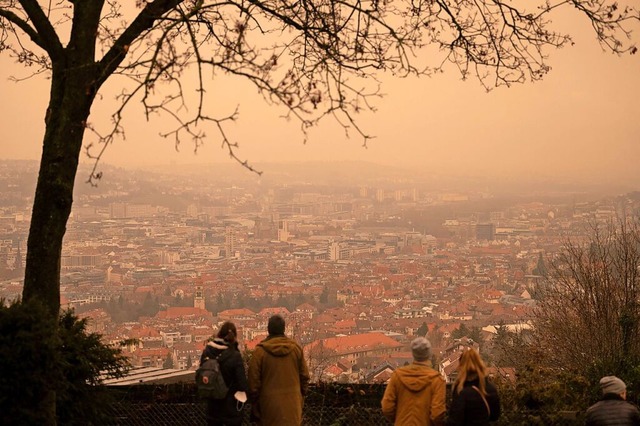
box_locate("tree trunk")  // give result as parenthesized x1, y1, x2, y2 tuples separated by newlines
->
(22, 61, 98, 425)
(23, 67, 95, 313)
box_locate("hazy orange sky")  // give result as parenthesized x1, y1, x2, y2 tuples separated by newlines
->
(1, 7, 639, 186)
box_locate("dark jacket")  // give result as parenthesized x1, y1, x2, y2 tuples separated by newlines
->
(247, 334, 310, 426)
(199, 338, 248, 426)
(447, 378, 500, 426)
(585, 393, 640, 426)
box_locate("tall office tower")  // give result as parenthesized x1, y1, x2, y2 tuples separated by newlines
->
(109, 202, 127, 219)
(225, 227, 236, 257)
(475, 223, 496, 241)
(329, 241, 340, 261)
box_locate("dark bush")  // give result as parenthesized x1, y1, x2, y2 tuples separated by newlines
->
(0, 300, 129, 425)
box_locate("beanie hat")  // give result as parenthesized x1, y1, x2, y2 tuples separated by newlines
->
(411, 337, 432, 362)
(600, 376, 626, 395)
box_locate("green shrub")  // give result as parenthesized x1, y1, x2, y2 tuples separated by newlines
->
(0, 300, 130, 425)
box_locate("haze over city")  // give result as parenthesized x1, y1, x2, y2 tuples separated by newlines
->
(3, 1, 640, 423)
(0, 8, 639, 189)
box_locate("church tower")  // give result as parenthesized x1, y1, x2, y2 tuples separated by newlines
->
(194, 284, 205, 310)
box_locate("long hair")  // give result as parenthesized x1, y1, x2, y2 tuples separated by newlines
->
(455, 348, 487, 396)
(217, 321, 238, 347)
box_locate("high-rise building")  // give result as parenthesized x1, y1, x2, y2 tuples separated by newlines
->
(329, 241, 340, 261)
(476, 223, 496, 241)
(278, 220, 290, 242)
(109, 202, 127, 219)
(225, 227, 236, 257)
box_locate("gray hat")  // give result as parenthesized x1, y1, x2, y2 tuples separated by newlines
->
(411, 337, 432, 362)
(600, 376, 626, 395)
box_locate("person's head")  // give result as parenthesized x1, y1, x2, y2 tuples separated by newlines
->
(267, 314, 286, 336)
(455, 348, 487, 395)
(217, 321, 237, 345)
(411, 337, 432, 362)
(600, 376, 627, 399)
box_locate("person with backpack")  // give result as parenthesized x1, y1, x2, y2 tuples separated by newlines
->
(447, 349, 500, 426)
(198, 322, 248, 426)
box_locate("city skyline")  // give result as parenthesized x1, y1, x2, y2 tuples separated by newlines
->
(1, 2, 640, 421)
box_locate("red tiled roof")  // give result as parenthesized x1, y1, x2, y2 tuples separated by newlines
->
(155, 307, 212, 319)
(306, 332, 402, 355)
(258, 307, 290, 316)
(129, 326, 161, 338)
(218, 308, 255, 319)
(245, 334, 268, 350)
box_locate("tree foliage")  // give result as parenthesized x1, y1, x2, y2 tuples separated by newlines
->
(163, 352, 175, 369)
(489, 220, 640, 422)
(416, 321, 428, 337)
(0, 300, 60, 424)
(306, 338, 339, 382)
(56, 310, 131, 425)
(0, 300, 130, 425)
(494, 366, 592, 426)
(534, 219, 640, 385)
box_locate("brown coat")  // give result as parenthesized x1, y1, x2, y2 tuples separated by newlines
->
(248, 335, 310, 426)
(381, 361, 446, 426)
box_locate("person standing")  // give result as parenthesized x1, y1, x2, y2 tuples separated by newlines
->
(248, 314, 310, 426)
(586, 376, 640, 425)
(447, 349, 500, 426)
(199, 322, 248, 426)
(381, 337, 446, 426)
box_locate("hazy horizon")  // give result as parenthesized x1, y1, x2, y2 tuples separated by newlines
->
(1, 7, 639, 188)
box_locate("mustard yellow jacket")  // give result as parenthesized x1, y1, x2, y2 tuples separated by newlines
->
(381, 361, 446, 426)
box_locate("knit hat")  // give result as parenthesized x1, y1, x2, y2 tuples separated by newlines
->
(600, 376, 626, 395)
(411, 337, 432, 362)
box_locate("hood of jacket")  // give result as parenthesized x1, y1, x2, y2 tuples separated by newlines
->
(257, 335, 298, 357)
(204, 338, 231, 361)
(206, 338, 228, 352)
(396, 361, 441, 392)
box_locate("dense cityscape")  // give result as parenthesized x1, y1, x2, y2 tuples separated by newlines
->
(1, 159, 638, 386)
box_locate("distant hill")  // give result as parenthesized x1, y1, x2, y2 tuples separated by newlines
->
(0, 160, 635, 202)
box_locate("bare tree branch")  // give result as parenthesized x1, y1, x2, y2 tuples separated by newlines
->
(97, 0, 185, 86)
(16, 0, 63, 59)
(534, 217, 640, 379)
(0, 7, 44, 49)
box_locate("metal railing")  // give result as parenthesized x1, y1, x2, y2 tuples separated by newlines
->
(99, 383, 585, 425)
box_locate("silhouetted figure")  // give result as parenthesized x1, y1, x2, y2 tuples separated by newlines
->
(586, 376, 640, 426)
(199, 322, 248, 426)
(381, 337, 446, 425)
(447, 349, 500, 426)
(248, 314, 310, 425)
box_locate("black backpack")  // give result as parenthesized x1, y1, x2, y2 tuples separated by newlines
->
(195, 353, 229, 399)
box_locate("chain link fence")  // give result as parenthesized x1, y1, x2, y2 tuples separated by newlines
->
(100, 383, 392, 425)
(99, 383, 585, 425)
